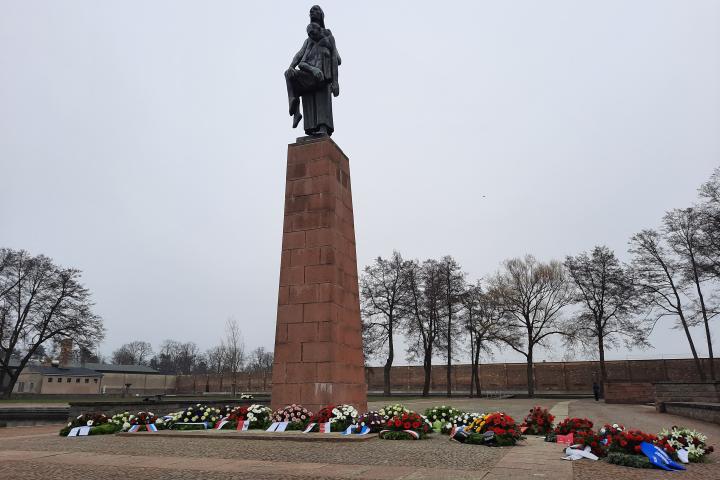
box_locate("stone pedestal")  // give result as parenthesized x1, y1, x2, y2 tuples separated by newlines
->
(271, 136, 367, 413)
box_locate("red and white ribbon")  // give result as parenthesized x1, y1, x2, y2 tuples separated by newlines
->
(236, 420, 249, 431)
(320, 422, 331, 433)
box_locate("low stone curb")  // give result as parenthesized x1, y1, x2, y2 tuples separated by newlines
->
(116, 429, 378, 442)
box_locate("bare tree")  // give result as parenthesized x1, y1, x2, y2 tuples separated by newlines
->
(489, 255, 573, 397)
(629, 230, 705, 379)
(565, 246, 651, 391)
(462, 283, 506, 397)
(404, 259, 443, 396)
(0, 249, 104, 398)
(248, 346, 273, 391)
(150, 340, 203, 375)
(698, 167, 720, 278)
(111, 341, 154, 366)
(437, 255, 466, 397)
(663, 208, 718, 380)
(206, 345, 226, 374)
(360, 251, 411, 396)
(222, 318, 245, 395)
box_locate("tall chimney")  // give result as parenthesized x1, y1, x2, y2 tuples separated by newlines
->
(59, 338, 73, 368)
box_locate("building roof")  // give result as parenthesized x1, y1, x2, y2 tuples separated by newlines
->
(28, 365, 103, 377)
(73, 363, 160, 374)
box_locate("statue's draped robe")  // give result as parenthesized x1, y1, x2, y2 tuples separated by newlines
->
(299, 37, 335, 135)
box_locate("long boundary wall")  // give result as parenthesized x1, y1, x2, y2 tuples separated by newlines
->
(174, 358, 720, 395)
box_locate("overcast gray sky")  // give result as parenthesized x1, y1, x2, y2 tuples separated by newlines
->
(1, 1, 719, 365)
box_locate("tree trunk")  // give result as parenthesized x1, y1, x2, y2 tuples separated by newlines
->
(473, 341, 482, 396)
(598, 332, 606, 397)
(384, 323, 394, 396)
(692, 265, 715, 380)
(422, 353, 432, 397)
(526, 348, 535, 398)
(383, 352, 393, 397)
(468, 332, 476, 398)
(446, 321, 452, 397)
(678, 311, 706, 381)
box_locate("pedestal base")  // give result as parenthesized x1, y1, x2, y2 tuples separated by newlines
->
(271, 137, 367, 413)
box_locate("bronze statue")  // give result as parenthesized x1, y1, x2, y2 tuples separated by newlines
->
(285, 5, 340, 136)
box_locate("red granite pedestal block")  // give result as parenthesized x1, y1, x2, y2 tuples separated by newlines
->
(272, 136, 368, 413)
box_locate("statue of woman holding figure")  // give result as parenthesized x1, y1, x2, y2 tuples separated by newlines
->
(284, 5, 341, 136)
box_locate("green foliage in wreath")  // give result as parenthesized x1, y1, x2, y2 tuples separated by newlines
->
(379, 431, 427, 440)
(59, 423, 121, 437)
(464, 432, 523, 447)
(171, 423, 210, 431)
(606, 452, 654, 469)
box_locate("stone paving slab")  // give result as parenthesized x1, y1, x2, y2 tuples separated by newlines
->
(0, 450, 490, 479)
(117, 429, 376, 442)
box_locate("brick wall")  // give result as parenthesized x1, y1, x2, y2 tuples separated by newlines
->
(174, 358, 720, 395)
(604, 381, 654, 404)
(654, 381, 720, 411)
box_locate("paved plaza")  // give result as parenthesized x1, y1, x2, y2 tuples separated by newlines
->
(0, 398, 718, 479)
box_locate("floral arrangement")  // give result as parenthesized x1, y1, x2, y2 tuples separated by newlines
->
(464, 412, 524, 446)
(378, 403, 410, 420)
(219, 404, 272, 429)
(355, 411, 385, 433)
(521, 406, 555, 435)
(553, 417, 593, 436)
(608, 429, 658, 456)
(73, 412, 109, 427)
(272, 404, 312, 430)
(227, 406, 249, 422)
(380, 411, 432, 440)
(309, 404, 358, 431)
(130, 411, 162, 426)
(60, 412, 118, 436)
(108, 411, 165, 432)
(424, 405, 464, 433)
(573, 429, 607, 457)
(168, 404, 222, 429)
(598, 423, 625, 440)
(657, 426, 714, 462)
(245, 404, 273, 428)
(449, 412, 483, 431)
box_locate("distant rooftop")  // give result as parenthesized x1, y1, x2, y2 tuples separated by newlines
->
(71, 363, 160, 374)
(27, 365, 103, 377)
